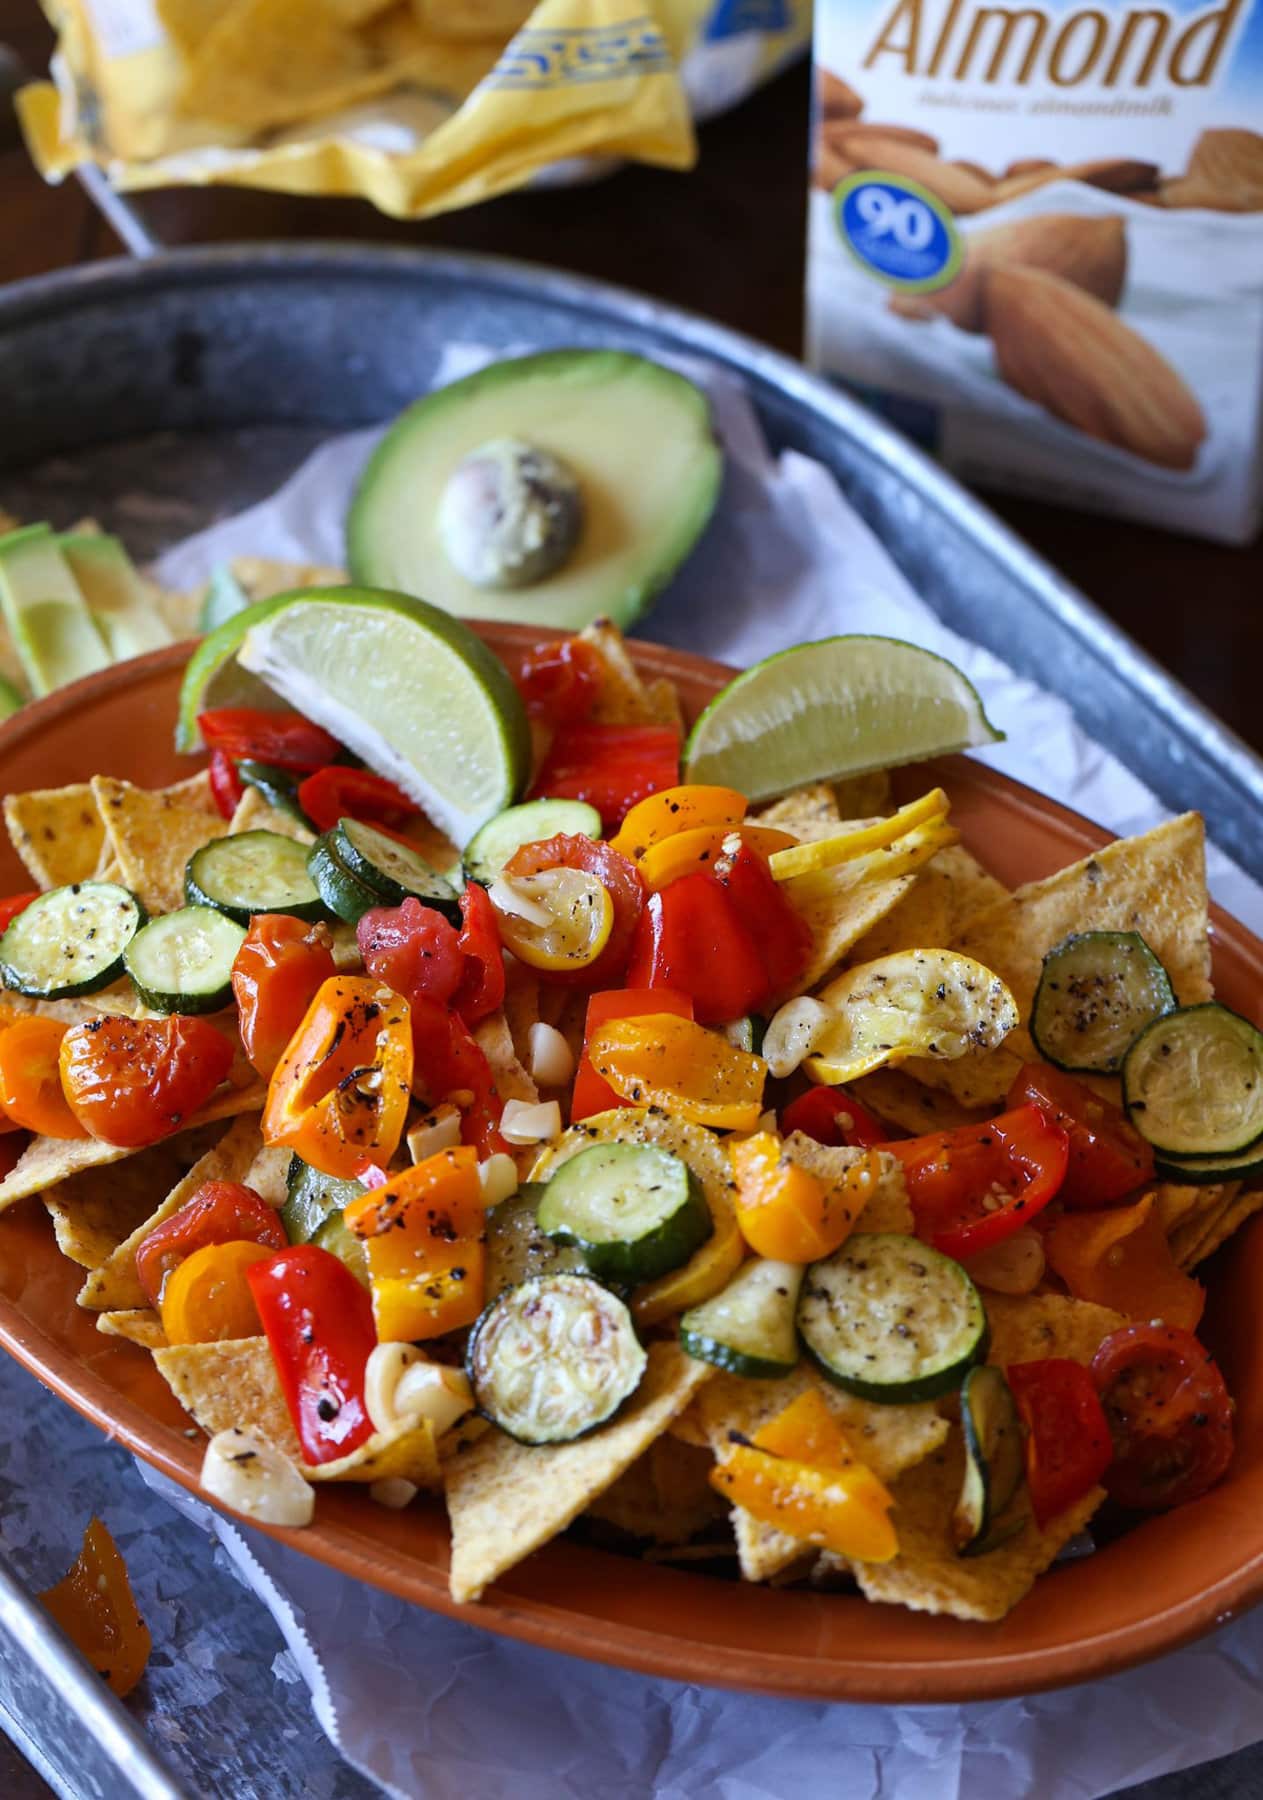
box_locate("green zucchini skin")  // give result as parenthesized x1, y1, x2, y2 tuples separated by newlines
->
(282, 1156, 370, 1285)
(954, 1364, 1025, 1555)
(484, 1185, 590, 1301)
(796, 1233, 988, 1405)
(1123, 1002, 1263, 1159)
(679, 1258, 802, 1379)
(330, 818, 460, 920)
(537, 1140, 713, 1286)
(122, 905, 246, 1013)
(185, 830, 325, 924)
(466, 1272, 647, 1445)
(306, 837, 384, 925)
(463, 798, 601, 887)
(0, 881, 145, 999)
(237, 760, 311, 827)
(1031, 930, 1175, 1074)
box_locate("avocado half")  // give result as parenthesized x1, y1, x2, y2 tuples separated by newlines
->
(346, 350, 724, 631)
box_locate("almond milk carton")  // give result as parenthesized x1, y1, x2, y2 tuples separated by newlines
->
(806, 0, 1263, 542)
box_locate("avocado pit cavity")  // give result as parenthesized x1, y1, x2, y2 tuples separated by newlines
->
(437, 438, 583, 591)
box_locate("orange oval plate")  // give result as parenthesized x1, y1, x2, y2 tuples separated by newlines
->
(2, 627, 1262, 1705)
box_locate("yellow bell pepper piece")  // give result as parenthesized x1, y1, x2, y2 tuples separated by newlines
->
(609, 784, 747, 862)
(730, 1131, 873, 1261)
(586, 1014, 767, 1132)
(712, 1445, 898, 1562)
(345, 1146, 486, 1341)
(632, 1189, 745, 1327)
(768, 788, 951, 884)
(753, 1388, 857, 1467)
(637, 823, 798, 892)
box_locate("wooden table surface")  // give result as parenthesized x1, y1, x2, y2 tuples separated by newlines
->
(2, 9, 1257, 758)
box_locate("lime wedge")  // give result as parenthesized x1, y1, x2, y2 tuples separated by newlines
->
(0, 674, 24, 721)
(231, 587, 531, 847)
(682, 636, 1003, 800)
(176, 591, 299, 753)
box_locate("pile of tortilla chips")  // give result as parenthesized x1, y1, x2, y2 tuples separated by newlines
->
(1, 601, 1256, 1625)
(18, 0, 809, 222)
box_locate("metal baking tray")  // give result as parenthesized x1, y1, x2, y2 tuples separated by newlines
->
(0, 242, 1260, 1796)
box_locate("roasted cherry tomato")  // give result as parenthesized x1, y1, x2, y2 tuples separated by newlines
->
(409, 996, 506, 1158)
(247, 1244, 378, 1466)
(160, 1239, 273, 1345)
(208, 749, 244, 820)
(452, 880, 504, 1023)
(1007, 1357, 1114, 1529)
(530, 723, 681, 832)
(1091, 1323, 1235, 1512)
(232, 915, 338, 1077)
(890, 1102, 1069, 1258)
(59, 1016, 234, 1147)
(504, 833, 645, 989)
(0, 891, 39, 932)
(41, 1519, 151, 1699)
(780, 1084, 889, 1149)
(0, 1017, 86, 1138)
(296, 766, 417, 834)
(135, 1179, 287, 1309)
(513, 637, 603, 723)
(198, 708, 340, 772)
(358, 897, 465, 1006)
(1007, 1063, 1154, 1209)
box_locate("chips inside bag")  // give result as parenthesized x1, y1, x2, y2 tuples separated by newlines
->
(19, 0, 810, 221)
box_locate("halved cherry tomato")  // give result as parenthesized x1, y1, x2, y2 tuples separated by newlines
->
(198, 708, 340, 772)
(358, 898, 465, 1008)
(59, 1016, 234, 1148)
(891, 1103, 1069, 1259)
(0, 1017, 86, 1138)
(208, 749, 244, 820)
(504, 833, 645, 989)
(570, 987, 694, 1120)
(297, 766, 417, 833)
(1007, 1357, 1114, 1528)
(513, 637, 603, 723)
(160, 1239, 272, 1345)
(135, 1179, 287, 1309)
(409, 996, 505, 1157)
(232, 915, 338, 1077)
(41, 1518, 151, 1698)
(452, 881, 504, 1023)
(0, 892, 39, 932)
(780, 1084, 889, 1150)
(1007, 1063, 1153, 1209)
(529, 723, 680, 831)
(247, 1244, 377, 1466)
(1091, 1323, 1235, 1512)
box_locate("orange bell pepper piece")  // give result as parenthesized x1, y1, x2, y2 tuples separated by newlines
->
(160, 1239, 273, 1345)
(731, 1132, 873, 1261)
(0, 1016, 86, 1139)
(263, 976, 412, 1179)
(41, 1518, 152, 1697)
(751, 1388, 854, 1467)
(1045, 1192, 1205, 1332)
(636, 825, 798, 893)
(585, 1014, 766, 1131)
(609, 785, 747, 862)
(570, 988, 695, 1121)
(345, 1145, 486, 1340)
(712, 1412, 897, 1563)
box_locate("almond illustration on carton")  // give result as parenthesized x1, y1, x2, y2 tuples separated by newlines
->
(830, 134, 993, 214)
(892, 214, 1126, 332)
(818, 68, 863, 123)
(986, 158, 1159, 207)
(983, 266, 1206, 471)
(1162, 128, 1263, 212)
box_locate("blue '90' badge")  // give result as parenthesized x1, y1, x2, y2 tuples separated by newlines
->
(833, 173, 962, 294)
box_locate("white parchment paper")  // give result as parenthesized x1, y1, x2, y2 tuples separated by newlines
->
(148, 349, 1263, 1797)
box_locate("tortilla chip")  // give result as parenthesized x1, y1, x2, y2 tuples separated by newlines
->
(240, 1140, 292, 1209)
(935, 844, 1009, 935)
(227, 787, 314, 844)
(696, 1364, 949, 1581)
(797, 873, 918, 992)
(830, 1433, 1104, 1621)
(4, 784, 105, 889)
(849, 1068, 989, 1136)
(781, 1135, 913, 1235)
(97, 1309, 167, 1349)
(756, 784, 841, 829)
(42, 1134, 216, 1268)
(832, 772, 892, 818)
(501, 961, 542, 1069)
(1171, 1183, 1255, 1270)
(985, 1292, 1125, 1368)
(587, 1435, 725, 1544)
(229, 557, 347, 601)
(5, 986, 145, 1027)
(644, 678, 685, 732)
(91, 773, 228, 915)
(308, 1418, 441, 1489)
(578, 620, 678, 727)
(445, 1342, 713, 1603)
(848, 863, 955, 963)
(77, 1114, 264, 1311)
(908, 814, 1212, 1108)
(154, 1335, 301, 1461)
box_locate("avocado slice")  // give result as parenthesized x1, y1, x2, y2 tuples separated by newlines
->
(0, 525, 110, 697)
(59, 533, 174, 661)
(346, 350, 724, 631)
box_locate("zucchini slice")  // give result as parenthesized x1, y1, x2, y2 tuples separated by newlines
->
(329, 818, 460, 921)
(467, 1272, 647, 1445)
(0, 881, 145, 999)
(680, 1257, 802, 1379)
(1031, 930, 1175, 1074)
(484, 1185, 590, 1300)
(954, 1364, 1025, 1554)
(185, 830, 325, 924)
(1154, 1144, 1263, 1186)
(123, 906, 246, 1013)
(281, 1156, 369, 1285)
(797, 1233, 988, 1404)
(306, 837, 383, 926)
(537, 1140, 713, 1286)
(237, 760, 310, 828)
(463, 798, 600, 887)
(1123, 1002, 1263, 1158)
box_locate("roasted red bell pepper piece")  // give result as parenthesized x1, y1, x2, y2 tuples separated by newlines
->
(409, 995, 506, 1157)
(780, 1084, 889, 1149)
(452, 881, 504, 1023)
(246, 1244, 377, 1466)
(1007, 1357, 1113, 1528)
(513, 637, 603, 723)
(198, 708, 340, 772)
(297, 765, 417, 833)
(1007, 1063, 1154, 1209)
(890, 1102, 1069, 1258)
(208, 749, 244, 820)
(714, 841, 811, 997)
(530, 722, 681, 832)
(625, 872, 768, 1025)
(0, 892, 38, 933)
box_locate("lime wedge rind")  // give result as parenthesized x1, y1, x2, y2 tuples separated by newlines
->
(682, 635, 1003, 801)
(176, 591, 301, 752)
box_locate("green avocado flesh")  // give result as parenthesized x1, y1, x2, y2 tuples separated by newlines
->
(60, 533, 173, 661)
(346, 350, 724, 631)
(0, 525, 109, 697)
